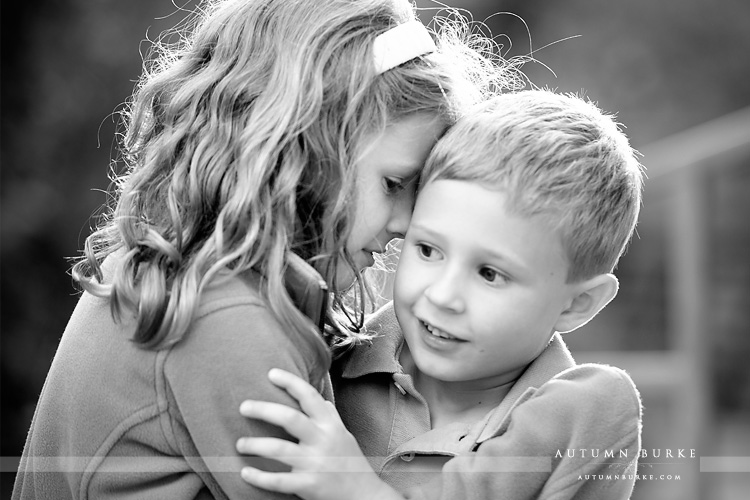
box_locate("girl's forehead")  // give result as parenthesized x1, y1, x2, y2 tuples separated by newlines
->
(357, 113, 445, 173)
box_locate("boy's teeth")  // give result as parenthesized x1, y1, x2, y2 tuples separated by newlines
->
(424, 322, 455, 339)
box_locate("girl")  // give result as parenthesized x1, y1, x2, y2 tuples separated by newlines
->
(13, 0, 510, 499)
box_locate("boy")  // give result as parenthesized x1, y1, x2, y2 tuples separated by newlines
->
(236, 89, 645, 500)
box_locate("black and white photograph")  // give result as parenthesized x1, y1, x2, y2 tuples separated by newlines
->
(2, 1, 749, 499)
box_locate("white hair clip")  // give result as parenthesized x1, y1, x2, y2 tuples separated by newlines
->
(372, 20, 436, 75)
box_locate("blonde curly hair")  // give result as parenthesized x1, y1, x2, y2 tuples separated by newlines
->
(72, 0, 518, 368)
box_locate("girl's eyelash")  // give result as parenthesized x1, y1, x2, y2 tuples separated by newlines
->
(384, 178, 404, 193)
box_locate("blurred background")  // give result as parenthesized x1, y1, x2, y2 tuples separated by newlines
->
(1, 0, 749, 498)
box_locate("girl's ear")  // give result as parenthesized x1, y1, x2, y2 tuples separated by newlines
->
(554, 274, 619, 334)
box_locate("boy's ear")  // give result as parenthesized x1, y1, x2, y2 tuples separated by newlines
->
(554, 274, 619, 334)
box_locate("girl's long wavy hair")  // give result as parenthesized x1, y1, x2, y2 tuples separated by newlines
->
(72, 0, 516, 375)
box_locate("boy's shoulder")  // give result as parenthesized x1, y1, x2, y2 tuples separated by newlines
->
(476, 341, 642, 445)
(507, 335, 639, 411)
(555, 362, 639, 393)
(475, 361, 642, 448)
(515, 351, 641, 421)
(543, 362, 642, 415)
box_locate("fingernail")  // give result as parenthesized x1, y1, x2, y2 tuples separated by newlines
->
(239, 400, 253, 414)
(241, 466, 255, 480)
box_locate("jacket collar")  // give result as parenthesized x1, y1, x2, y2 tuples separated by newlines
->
(282, 252, 329, 333)
(339, 302, 405, 379)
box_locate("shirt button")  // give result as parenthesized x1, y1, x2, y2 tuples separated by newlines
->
(400, 453, 415, 462)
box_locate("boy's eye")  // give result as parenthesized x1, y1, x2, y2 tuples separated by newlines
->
(479, 267, 505, 284)
(416, 243, 438, 260)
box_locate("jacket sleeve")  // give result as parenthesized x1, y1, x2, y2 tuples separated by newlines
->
(403, 364, 642, 500)
(163, 300, 320, 500)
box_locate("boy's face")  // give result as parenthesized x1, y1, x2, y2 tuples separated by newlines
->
(394, 179, 579, 389)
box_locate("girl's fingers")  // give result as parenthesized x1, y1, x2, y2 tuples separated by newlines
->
(239, 400, 317, 442)
(267, 368, 342, 423)
(235, 437, 303, 467)
(240, 466, 309, 494)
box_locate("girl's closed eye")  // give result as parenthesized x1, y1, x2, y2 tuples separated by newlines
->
(383, 177, 405, 195)
(384, 174, 420, 199)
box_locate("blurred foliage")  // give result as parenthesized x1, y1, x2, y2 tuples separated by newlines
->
(2, 0, 749, 497)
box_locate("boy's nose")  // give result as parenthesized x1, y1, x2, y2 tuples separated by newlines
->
(423, 270, 465, 313)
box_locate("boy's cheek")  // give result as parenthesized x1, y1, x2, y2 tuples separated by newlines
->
(394, 264, 422, 300)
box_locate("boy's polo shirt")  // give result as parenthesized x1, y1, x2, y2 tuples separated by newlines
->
(332, 303, 642, 500)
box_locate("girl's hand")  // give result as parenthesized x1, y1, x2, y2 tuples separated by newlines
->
(236, 368, 402, 500)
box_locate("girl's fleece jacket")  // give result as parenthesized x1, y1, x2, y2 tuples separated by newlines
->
(13, 257, 332, 500)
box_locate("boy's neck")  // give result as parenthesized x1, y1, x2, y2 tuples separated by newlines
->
(400, 345, 518, 430)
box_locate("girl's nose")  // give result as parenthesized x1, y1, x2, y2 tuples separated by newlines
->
(385, 187, 415, 239)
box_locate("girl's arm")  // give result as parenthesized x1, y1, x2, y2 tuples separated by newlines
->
(166, 302, 316, 499)
(236, 369, 404, 500)
(239, 366, 642, 500)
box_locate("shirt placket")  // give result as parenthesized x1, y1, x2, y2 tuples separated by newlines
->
(386, 371, 431, 461)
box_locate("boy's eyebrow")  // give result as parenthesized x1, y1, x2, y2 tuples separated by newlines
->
(480, 247, 527, 272)
(406, 222, 438, 237)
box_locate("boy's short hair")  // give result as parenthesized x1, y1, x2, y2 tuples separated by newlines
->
(422, 89, 644, 282)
